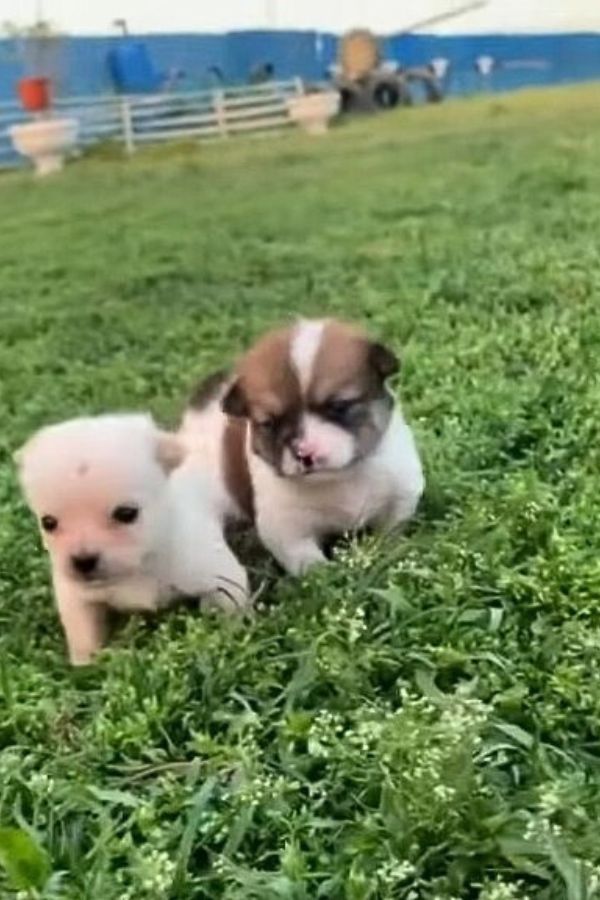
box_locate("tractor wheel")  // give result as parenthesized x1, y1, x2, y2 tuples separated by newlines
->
(339, 87, 355, 113)
(373, 80, 400, 110)
(395, 76, 414, 106)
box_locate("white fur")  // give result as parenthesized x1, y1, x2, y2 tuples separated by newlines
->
(16, 414, 249, 665)
(179, 405, 244, 519)
(250, 410, 424, 574)
(290, 319, 326, 392)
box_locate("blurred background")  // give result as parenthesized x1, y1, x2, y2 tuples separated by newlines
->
(2, 1, 599, 100)
(2, 1, 599, 171)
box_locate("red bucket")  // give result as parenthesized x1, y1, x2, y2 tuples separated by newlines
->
(18, 77, 51, 112)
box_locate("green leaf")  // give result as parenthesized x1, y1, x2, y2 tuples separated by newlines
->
(415, 668, 447, 704)
(492, 720, 535, 750)
(547, 832, 589, 900)
(371, 587, 414, 615)
(224, 805, 255, 856)
(489, 607, 504, 632)
(174, 776, 218, 887)
(0, 827, 51, 890)
(281, 839, 307, 882)
(87, 786, 139, 807)
(498, 835, 553, 881)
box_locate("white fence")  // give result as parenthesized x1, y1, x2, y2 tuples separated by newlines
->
(0, 79, 304, 169)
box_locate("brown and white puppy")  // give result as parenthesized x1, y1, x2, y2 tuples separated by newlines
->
(180, 318, 424, 575)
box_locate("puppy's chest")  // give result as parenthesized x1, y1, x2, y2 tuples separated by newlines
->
(99, 574, 169, 612)
(259, 465, 392, 533)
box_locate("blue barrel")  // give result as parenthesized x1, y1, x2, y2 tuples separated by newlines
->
(107, 41, 161, 93)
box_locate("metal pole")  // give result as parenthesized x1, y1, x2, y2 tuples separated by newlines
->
(396, 1, 488, 36)
(121, 98, 135, 154)
(214, 89, 228, 138)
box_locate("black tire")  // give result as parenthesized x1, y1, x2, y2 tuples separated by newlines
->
(396, 78, 413, 106)
(373, 80, 400, 109)
(339, 87, 355, 113)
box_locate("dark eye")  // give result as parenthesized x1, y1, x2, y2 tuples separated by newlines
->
(256, 416, 278, 433)
(40, 515, 58, 533)
(112, 505, 140, 525)
(323, 398, 359, 421)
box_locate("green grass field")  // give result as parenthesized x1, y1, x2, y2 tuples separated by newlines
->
(1, 84, 600, 899)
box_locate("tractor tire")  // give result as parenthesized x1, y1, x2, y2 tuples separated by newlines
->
(338, 78, 377, 113)
(339, 87, 355, 113)
(373, 80, 400, 110)
(395, 76, 414, 106)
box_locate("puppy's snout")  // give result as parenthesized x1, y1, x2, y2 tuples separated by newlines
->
(292, 438, 319, 470)
(71, 553, 100, 578)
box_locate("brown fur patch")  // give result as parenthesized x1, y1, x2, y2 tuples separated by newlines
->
(308, 321, 376, 404)
(236, 327, 299, 417)
(223, 418, 254, 521)
(223, 327, 303, 471)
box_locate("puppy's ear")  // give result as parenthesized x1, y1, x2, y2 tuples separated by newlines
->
(222, 379, 249, 418)
(368, 342, 400, 380)
(156, 432, 185, 473)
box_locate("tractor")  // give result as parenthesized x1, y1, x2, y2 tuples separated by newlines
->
(330, 1, 487, 113)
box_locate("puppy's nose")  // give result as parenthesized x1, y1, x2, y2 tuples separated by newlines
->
(292, 439, 317, 470)
(296, 451, 315, 470)
(71, 553, 100, 578)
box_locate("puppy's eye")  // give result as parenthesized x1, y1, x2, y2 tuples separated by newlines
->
(40, 515, 58, 533)
(323, 398, 360, 421)
(256, 416, 278, 433)
(112, 505, 140, 525)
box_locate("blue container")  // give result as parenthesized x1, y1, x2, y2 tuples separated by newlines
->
(107, 41, 161, 93)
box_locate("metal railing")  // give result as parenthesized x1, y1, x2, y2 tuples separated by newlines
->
(0, 78, 304, 169)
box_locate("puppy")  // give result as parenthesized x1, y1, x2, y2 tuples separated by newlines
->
(180, 318, 424, 575)
(15, 414, 249, 665)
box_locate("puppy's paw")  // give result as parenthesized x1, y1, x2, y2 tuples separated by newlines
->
(201, 565, 253, 616)
(69, 650, 96, 667)
(58, 593, 107, 667)
(203, 584, 253, 616)
(281, 542, 328, 577)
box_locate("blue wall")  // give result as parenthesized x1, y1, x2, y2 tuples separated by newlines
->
(1, 30, 599, 102)
(383, 32, 600, 96)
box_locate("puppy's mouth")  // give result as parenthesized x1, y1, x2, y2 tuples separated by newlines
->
(278, 457, 360, 480)
(68, 564, 133, 587)
(70, 553, 155, 586)
(72, 570, 112, 587)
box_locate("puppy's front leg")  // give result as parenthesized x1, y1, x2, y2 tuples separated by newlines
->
(172, 520, 251, 615)
(55, 584, 107, 666)
(258, 517, 326, 576)
(378, 489, 423, 532)
(204, 548, 251, 615)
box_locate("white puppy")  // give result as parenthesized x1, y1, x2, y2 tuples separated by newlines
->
(181, 318, 424, 575)
(15, 414, 249, 665)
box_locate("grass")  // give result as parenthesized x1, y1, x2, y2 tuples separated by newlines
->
(1, 82, 600, 898)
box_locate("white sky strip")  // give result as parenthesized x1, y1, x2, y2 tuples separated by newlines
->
(5, 0, 600, 36)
